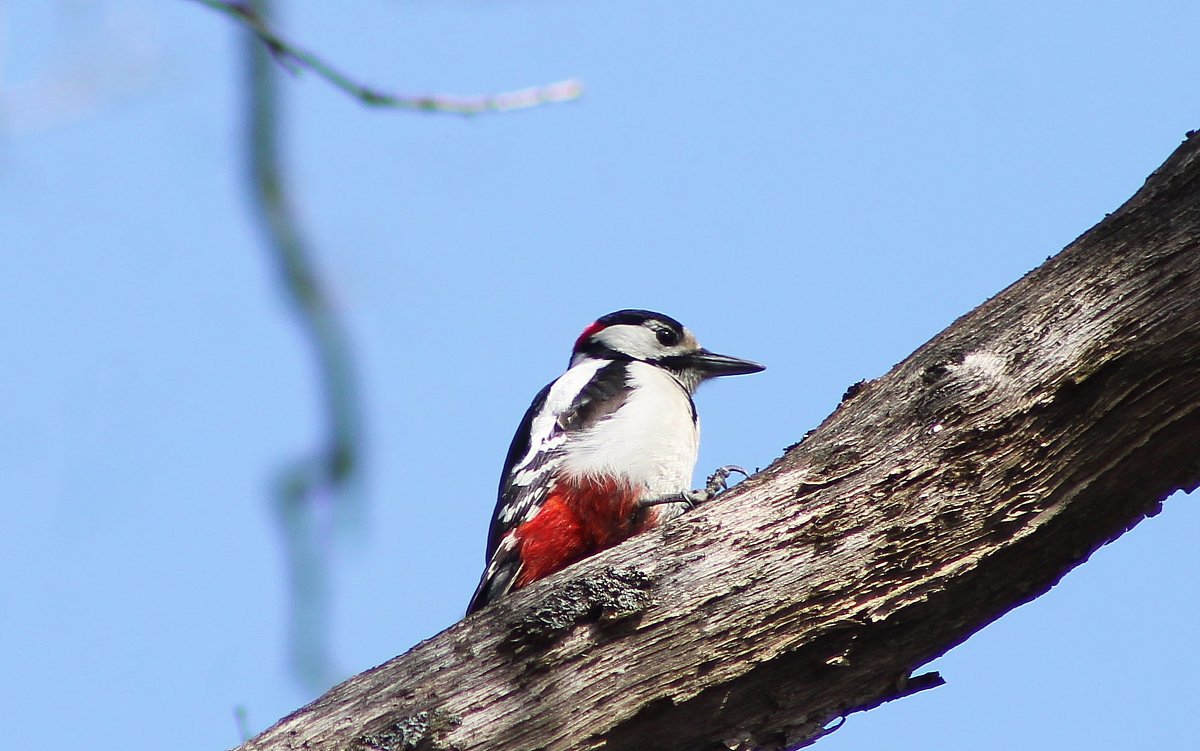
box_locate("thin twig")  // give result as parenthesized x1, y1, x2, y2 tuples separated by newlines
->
(233, 705, 252, 743)
(191, 0, 583, 115)
(244, 0, 363, 692)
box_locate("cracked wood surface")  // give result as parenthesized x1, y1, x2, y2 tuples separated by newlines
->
(237, 131, 1200, 751)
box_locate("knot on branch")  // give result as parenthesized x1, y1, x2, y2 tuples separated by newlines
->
(917, 348, 1008, 430)
(504, 566, 655, 652)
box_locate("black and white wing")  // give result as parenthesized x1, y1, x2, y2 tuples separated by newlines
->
(466, 360, 631, 614)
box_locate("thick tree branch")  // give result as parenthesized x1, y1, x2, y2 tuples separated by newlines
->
(236, 131, 1200, 750)
(192, 0, 583, 115)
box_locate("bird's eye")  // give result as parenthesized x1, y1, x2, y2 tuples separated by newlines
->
(655, 328, 680, 346)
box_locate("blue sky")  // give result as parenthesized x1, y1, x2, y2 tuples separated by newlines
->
(2, 1, 1198, 749)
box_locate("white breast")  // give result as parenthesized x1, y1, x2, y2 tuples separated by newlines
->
(561, 361, 700, 497)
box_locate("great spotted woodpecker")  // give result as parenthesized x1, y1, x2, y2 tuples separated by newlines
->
(466, 309, 763, 614)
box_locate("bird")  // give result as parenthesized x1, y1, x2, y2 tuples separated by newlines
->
(466, 309, 763, 614)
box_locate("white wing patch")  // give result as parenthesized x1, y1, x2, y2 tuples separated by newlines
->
(509, 361, 606, 469)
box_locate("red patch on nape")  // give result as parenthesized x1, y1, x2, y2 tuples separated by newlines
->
(573, 321, 607, 351)
(513, 476, 657, 589)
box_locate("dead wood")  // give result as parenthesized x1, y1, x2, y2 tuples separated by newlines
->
(236, 131, 1200, 751)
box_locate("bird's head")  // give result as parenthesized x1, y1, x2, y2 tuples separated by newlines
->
(569, 309, 764, 392)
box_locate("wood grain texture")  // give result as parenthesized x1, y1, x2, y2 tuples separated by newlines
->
(237, 131, 1200, 751)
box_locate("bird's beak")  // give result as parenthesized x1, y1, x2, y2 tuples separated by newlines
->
(688, 348, 765, 378)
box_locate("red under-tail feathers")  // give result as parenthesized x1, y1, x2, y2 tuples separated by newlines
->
(513, 476, 659, 588)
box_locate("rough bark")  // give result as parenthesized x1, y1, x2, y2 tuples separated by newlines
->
(236, 131, 1200, 751)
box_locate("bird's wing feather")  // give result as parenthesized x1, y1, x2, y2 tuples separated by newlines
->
(467, 360, 631, 613)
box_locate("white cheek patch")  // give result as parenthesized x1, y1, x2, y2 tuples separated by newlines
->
(593, 324, 699, 362)
(594, 325, 660, 360)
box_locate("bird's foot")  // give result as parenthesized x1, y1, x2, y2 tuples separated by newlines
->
(704, 464, 747, 497)
(638, 465, 749, 510)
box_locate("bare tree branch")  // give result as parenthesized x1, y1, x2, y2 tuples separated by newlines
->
(234, 131, 1200, 750)
(212, 0, 585, 693)
(192, 0, 583, 115)
(244, 0, 363, 692)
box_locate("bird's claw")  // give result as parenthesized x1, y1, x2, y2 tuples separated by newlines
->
(705, 464, 748, 496)
(638, 465, 749, 511)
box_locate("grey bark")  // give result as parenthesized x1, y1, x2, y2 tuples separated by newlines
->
(236, 131, 1200, 751)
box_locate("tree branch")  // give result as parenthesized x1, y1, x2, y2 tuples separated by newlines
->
(218, 0, 584, 693)
(235, 131, 1200, 750)
(192, 0, 583, 115)
(244, 0, 363, 692)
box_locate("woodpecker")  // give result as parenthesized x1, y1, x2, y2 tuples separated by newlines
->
(466, 309, 763, 614)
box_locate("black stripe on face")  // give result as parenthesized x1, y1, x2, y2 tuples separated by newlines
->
(572, 337, 631, 361)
